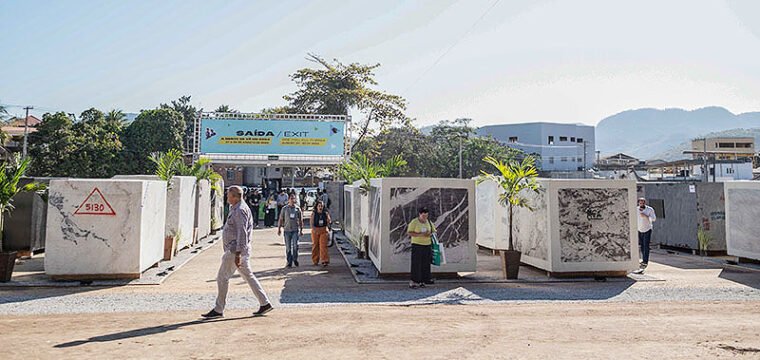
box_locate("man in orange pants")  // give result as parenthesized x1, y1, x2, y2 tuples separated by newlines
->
(310, 200, 331, 266)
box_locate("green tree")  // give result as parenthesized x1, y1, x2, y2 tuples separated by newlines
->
(28, 112, 77, 176)
(281, 54, 409, 151)
(121, 109, 185, 174)
(67, 108, 124, 177)
(214, 105, 237, 113)
(355, 126, 435, 177)
(161, 95, 199, 153)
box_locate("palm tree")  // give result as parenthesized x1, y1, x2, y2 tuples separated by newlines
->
(149, 149, 183, 184)
(337, 153, 406, 193)
(214, 105, 237, 113)
(478, 155, 541, 251)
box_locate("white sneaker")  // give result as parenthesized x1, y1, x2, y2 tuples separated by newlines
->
(632, 268, 644, 275)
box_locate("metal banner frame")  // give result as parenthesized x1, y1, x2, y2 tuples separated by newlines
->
(193, 112, 351, 166)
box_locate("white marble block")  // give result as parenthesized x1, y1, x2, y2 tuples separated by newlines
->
(45, 179, 167, 279)
(113, 175, 197, 250)
(502, 179, 638, 274)
(195, 179, 211, 240)
(343, 185, 355, 239)
(211, 179, 224, 231)
(725, 181, 760, 261)
(367, 178, 477, 274)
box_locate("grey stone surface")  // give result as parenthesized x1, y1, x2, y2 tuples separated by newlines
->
(513, 188, 548, 261)
(726, 185, 760, 260)
(558, 188, 632, 263)
(368, 185, 381, 259)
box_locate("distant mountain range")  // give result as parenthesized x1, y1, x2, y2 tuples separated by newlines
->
(595, 107, 760, 160)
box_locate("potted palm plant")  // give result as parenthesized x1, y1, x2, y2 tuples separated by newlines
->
(477, 155, 540, 279)
(0, 155, 45, 282)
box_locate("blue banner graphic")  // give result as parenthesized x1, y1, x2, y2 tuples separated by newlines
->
(199, 118, 345, 156)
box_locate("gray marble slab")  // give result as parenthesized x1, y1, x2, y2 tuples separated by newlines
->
(558, 188, 632, 263)
(726, 188, 760, 257)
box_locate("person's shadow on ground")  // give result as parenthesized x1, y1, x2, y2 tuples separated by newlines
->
(54, 316, 251, 348)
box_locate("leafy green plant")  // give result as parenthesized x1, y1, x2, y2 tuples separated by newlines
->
(176, 157, 223, 191)
(697, 225, 712, 255)
(477, 155, 541, 251)
(149, 148, 183, 185)
(0, 155, 46, 252)
(338, 153, 406, 193)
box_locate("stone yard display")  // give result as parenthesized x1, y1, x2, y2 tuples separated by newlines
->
(324, 181, 345, 227)
(637, 182, 726, 252)
(45, 179, 167, 280)
(367, 178, 476, 274)
(505, 179, 638, 275)
(724, 181, 760, 261)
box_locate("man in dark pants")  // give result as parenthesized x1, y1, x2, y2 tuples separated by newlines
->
(407, 208, 437, 288)
(248, 189, 262, 228)
(634, 197, 656, 274)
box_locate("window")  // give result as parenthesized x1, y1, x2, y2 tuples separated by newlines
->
(577, 138, 584, 143)
(226, 169, 235, 180)
(548, 136, 554, 145)
(559, 136, 568, 142)
(561, 157, 568, 162)
(736, 143, 753, 148)
(548, 157, 555, 164)
(570, 137, 576, 142)
(508, 136, 518, 143)
(718, 142, 735, 148)
(727, 167, 735, 174)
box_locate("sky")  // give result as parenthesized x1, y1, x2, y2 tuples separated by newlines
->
(2, 0, 760, 127)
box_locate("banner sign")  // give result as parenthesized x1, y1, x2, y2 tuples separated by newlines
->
(200, 118, 345, 156)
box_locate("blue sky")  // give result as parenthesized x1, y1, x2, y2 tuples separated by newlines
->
(2, 0, 760, 126)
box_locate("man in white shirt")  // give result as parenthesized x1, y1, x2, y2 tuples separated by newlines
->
(634, 197, 656, 274)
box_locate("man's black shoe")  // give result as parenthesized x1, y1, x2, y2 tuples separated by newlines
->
(201, 310, 223, 319)
(424, 279, 435, 285)
(253, 303, 273, 316)
(294, 260, 299, 267)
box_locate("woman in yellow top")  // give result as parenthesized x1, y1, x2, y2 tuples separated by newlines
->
(407, 207, 436, 288)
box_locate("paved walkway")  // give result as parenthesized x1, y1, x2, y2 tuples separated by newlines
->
(1, 225, 759, 316)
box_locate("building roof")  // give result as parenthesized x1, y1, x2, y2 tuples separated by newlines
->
(478, 122, 594, 129)
(601, 153, 638, 160)
(6, 115, 42, 127)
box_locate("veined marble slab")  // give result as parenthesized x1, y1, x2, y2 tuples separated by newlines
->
(45, 179, 167, 278)
(113, 175, 197, 250)
(725, 182, 760, 260)
(492, 179, 638, 274)
(368, 178, 476, 274)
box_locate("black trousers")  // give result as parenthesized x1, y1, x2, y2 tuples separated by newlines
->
(251, 203, 260, 225)
(410, 244, 432, 283)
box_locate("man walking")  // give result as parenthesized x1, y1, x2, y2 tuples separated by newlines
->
(278, 193, 303, 268)
(634, 197, 656, 274)
(202, 186, 272, 319)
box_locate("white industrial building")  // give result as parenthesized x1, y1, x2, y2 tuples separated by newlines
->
(476, 122, 595, 172)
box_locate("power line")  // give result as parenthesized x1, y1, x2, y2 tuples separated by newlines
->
(404, 0, 501, 93)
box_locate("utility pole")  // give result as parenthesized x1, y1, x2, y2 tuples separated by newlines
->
(22, 106, 33, 158)
(703, 138, 708, 183)
(582, 140, 587, 171)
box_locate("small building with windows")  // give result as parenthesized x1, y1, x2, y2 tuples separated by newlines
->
(690, 137, 755, 161)
(476, 122, 595, 171)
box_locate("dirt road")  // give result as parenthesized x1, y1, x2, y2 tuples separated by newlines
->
(2, 301, 759, 359)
